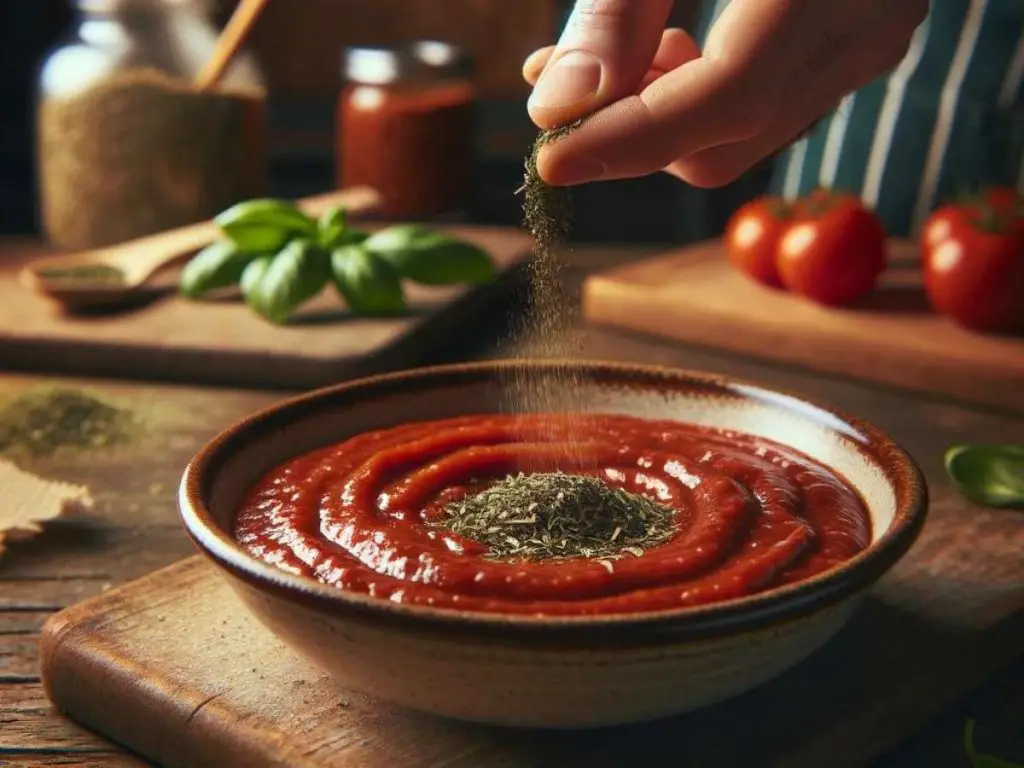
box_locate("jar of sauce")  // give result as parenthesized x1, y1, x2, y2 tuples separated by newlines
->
(337, 42, 475, 219)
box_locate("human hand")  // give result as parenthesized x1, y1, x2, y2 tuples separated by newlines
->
(523, 0, 928, 188)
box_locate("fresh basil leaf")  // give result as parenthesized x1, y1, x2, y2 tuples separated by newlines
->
(316, 205, 347, 249)
(331, 246, 406, 315)
(179, 240, 258, 298)
(244, 240, 330, 324)
(945, 445, 1024, 510)
(215, 198, 316, 252)
(965, 719, 1024, 768)
(360, 224, 436, 253)
(240, 254, 273, 313)
(362, 226, 494, 285)
(317, 204, 370, 251)
(339, 229, 370, 246)
(379, 238, 494, 285)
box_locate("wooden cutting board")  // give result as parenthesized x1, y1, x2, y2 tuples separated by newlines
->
(0, 226, 530, 390)
(582, 239, 1024, 414)
(40, 488, 1024, 768)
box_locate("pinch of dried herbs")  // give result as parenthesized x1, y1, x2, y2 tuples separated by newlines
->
(0, 386, 138, 459)
(518, 120, 582, 252)
(436, 471, 678, 562)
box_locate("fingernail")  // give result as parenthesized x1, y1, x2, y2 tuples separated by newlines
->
(553, 153, 607, 185)
(529, 51, 602, 110)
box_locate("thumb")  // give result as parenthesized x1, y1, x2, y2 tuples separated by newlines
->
(528, 0, 673, 131)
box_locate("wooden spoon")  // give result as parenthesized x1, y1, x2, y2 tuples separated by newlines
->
(194, 0, 272, 92)
(21, 187, 383, 311)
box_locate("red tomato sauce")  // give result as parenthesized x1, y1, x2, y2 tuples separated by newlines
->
(233, 414, 871, 616)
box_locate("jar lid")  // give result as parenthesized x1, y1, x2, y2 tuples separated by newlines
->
(411, 40, 472, 78)
(343, 47, 408, 86)
(343, 42, 471, 85)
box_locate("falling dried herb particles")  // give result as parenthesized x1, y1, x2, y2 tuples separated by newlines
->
(0, 387, 139, 459)
(511, 121, 594, 467)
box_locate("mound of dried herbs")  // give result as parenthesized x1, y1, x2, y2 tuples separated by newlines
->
(437, 472, 678, 563)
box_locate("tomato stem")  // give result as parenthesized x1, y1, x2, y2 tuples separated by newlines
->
(800, 187, 844, 217)
(765, 198, 795, 220)
(970, 202, 1014, 235)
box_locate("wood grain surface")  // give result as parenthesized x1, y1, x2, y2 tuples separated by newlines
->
(581, 239, 1024, 415)
(0, 227, 531, 390)
(39, 515, 1024, 768)
(2, 246, 1023, 767)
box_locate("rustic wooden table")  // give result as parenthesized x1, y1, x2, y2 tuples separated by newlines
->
(1, 247, 1022, 766)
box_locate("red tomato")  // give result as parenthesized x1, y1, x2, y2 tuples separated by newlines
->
(724, 196, 796, 289)
(924, 187, 1023, 253)
(979, 186, 1024, 215)
(922, 193, 1024, 333)
(776, 191, 888, 306)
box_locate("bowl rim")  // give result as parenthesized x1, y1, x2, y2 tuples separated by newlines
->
(179, 359, 928, 646)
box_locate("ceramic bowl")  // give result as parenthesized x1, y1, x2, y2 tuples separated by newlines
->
(179, 361, 927, 728)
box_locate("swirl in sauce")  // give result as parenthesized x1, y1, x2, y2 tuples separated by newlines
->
(234, 414, 871, 616)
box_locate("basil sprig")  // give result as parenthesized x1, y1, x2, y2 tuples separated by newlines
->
(180, 198, 495, 324)
(945, 444, 1024, 510)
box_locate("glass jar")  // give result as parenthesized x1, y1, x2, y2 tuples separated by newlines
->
(337, 42, 476, 220)
(36, 0, 268, 250)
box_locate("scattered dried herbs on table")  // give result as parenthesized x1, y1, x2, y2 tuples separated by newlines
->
(0, 387, 138, 459)
(437, 471, 678, 563)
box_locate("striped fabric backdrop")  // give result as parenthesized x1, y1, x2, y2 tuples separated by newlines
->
(695, 0, 1024, 236)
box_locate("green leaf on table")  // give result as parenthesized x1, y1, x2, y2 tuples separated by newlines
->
(945, 445, 1024, 510)
(362, 225, 494, 286)
(965, 719, 1024, 768)
(214, 199, 316, 252)
(331, 246, 406, 315)
(242, 241, 330, 324)
(179, 239, 258, 298)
